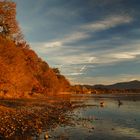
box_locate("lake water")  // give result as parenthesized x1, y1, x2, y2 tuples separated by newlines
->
(45, 94, 140, 140)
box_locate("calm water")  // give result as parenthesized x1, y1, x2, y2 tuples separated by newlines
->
(45, 94, 140, 140)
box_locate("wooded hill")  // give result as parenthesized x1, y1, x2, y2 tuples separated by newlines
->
(0, 1, 70, 98)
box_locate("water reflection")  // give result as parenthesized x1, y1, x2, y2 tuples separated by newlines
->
(5, 94, 140, 140)
(48, 94, 140, 140)
(117, 99, 123, 107)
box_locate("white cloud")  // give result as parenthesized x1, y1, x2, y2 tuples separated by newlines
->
(82, 15, 133, 31)
(54, 55, 98, 65)
(106, 47, 140, 61)
(31, 15, 133, 52)
(62, 32, 89, 43)
(88, 57, 95, 63)
(80, 65, 86, 72)
(29, 14, 138, 85)
(32, 40, 140, 68)
(65, 72, 84, 76)
(45, 15, 133, 48)
(44, 41, 62, 48)
(31, 31, 89, 51)
(112, 53, 136, 59)
(49, 31, 89, 47)
(89, 42, 140, 65)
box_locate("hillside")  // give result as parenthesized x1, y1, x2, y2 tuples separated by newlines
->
(93, 80, 140, 89)
(0, 36, 70, 98)
(71, 80, 140, 94)
(0, 0, 71, 98)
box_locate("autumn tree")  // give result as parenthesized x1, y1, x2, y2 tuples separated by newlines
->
(52, 68, 60, 75)
(0, 0, 23, 42)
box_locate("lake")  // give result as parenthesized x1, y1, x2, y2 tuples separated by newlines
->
(2, 94, 140, 140)
(44, 94, 140, 140)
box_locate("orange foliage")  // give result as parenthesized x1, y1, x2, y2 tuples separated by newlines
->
(0, 0, 23, 42)
(0, 35, 71, 97)
(0, 0, 71, 98)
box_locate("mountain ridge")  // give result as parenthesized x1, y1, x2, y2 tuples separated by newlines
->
(88, 80, 140, 89)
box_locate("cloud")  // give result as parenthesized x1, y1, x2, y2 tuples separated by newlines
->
(104, 44, 140, 62)
(44, 41, 62, 48)
(80, 65, 86, 72)
(65, 72, 84, 76)
(111, 53, 136, 59)
(31, 41, 140, 74)
(32, 39, 140, 69)
(82, 15, 133, 31)
(55, 55, 98, 65)
(30, 14, 134, 53)
(62, 32, 89, 43)
(31, 14, 133, 51)
(44, 31, 89, 48)
(27, 12, 137, 86)
(88, 57, 95, 63)
(54, 48, 140, 66)
(31, 31, 89, 50)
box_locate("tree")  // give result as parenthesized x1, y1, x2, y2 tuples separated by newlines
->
(0, 0, 23, 42)
(52, 68, 60, 75)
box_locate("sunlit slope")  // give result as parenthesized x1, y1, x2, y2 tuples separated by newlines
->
(0, 36, 70, 98)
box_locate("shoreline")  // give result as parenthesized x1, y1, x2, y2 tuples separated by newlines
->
(0, 93, 140, 139)
(0, 97, 73, 139)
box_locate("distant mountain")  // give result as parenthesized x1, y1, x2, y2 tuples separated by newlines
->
(73, 80, 140, 94)
(93, 80, 140, 89)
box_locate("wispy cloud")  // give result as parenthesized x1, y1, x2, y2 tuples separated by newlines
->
(80, 65, 86, 72)
(111, 53, 136, 59)
(65, 72, 84, 76)
(82, 15, 133, 31)
(31, 31, 89, 49)
(32, 15, 133, 50)
(44, 41, 62, 48)
(55, 55, 98, 65)
(62, 31, 89, 43)
(48, 31, 89, 48)
(27, 11, 137, 86)
(32, 40, 140, 70)
(88, 57, 95, 63)
(14, 0, 140, 85)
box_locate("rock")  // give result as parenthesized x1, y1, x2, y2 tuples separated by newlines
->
(44, 132, 51, 139)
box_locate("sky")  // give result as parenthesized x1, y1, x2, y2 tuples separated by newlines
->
(13, 0, 140, 85)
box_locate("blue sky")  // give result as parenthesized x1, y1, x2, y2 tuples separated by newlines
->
(13, 0, 140, 85)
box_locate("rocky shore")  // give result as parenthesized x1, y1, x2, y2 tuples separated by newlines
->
(0, 97, 73, 139)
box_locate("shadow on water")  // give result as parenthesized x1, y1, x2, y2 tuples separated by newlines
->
(0, 94, 140, 140)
